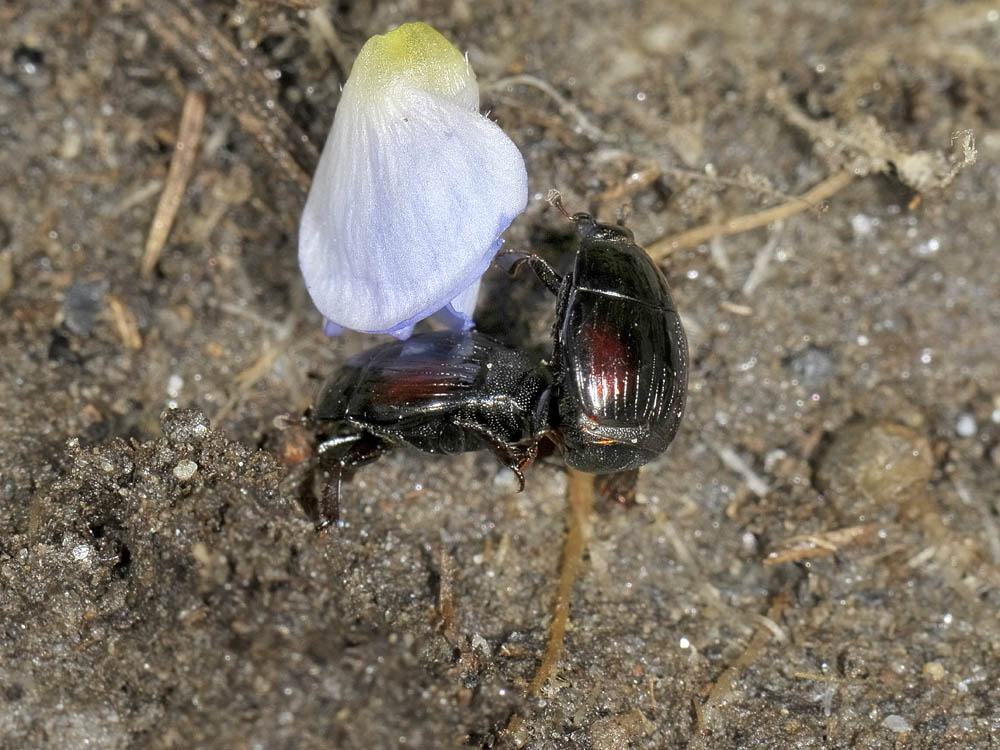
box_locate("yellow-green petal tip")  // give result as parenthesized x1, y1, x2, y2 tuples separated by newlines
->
(349, 22, 476, 104)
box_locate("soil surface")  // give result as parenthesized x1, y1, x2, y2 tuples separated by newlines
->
(2, 1, 998, 748)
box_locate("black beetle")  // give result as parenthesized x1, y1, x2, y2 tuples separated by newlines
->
(310, 330, 551, 528)
(502, 193, 688, 473)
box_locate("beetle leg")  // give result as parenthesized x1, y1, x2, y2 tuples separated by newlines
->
(486, 440, 536, 491)
(500, 440, 538, 490)
(316, 467, 343, 532)
(595, 468, 641, 506)
(314, 434, 390, 530)
(452, 419, 537, 492)
(495, 252, 562, 296)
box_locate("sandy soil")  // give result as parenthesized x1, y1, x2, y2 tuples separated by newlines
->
(1, 1, 998, 748)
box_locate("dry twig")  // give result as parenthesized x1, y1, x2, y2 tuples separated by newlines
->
(648, 171, 854, 259)
(595, 164, 663, 203)
(107, 295, 143, 350)
(141, 90, 206, 278)
(438, 542, 460, 645)
(764, 524, 880, 566)
(305, 6, 354, 77)
(694, 588, 791, 733)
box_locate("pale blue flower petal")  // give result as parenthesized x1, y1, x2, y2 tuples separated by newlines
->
(430, 277, 482, 331)
(298, 23, 527, 338)
(385, 322, 416, 340)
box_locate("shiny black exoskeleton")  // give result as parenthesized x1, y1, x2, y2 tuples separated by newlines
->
(310, 330, 551, 528)
(504, 196, 688, 473)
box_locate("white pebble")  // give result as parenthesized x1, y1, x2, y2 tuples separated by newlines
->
(955, 414, 977, 438)
(850, 213, 876, 238)
(915, 237, 940, 255)
(167, 374, 184, 399)
(470, 633, 491, 657)
(173, 459, 198, 480)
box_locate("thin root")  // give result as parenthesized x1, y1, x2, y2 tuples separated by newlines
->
(709, 441, 771, 498)
(438, 542, 460, 645)
(107, 294, 143, 350)
(764, 523, 880, 566)
(489, 75, 609, 142)
(528, 468, 594, 695)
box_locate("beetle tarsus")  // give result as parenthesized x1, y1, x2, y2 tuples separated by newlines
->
(510, 465, 526, 492)
(316, 468, 342, 531)
(453, 419, 537, 492)
(274, 412, 310, 430)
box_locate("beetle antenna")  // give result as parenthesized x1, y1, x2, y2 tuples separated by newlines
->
(617, 204, 632, 227)
(545, 189, 573, 220)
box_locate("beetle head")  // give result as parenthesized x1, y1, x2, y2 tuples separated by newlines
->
(547, 191, 635, 245)
(572, 213, 635, 245)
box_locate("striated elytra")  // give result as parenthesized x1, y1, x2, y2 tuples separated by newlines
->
(501, 199, 689, 474)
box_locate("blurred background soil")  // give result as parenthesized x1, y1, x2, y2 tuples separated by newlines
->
(1, 1, 999, 747)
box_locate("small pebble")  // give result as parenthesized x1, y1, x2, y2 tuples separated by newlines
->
(173, 459, 198, 481)
(955, 413, 977, 438)
(850, 213, 876, 238)
(14, 46, 44, 74)
(161, 409, 211, 443)
(786, 346, 836, 388)
(816, 420, 933, 521)
(63, 279, 108, 336)
(167, 374, 184, 399)
(923, 661, 946, 681)
(470, 633, 491, 657)
(881, 714, 912, 733)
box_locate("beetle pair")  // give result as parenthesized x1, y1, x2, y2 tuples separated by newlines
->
(309, 197, 688, 528)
